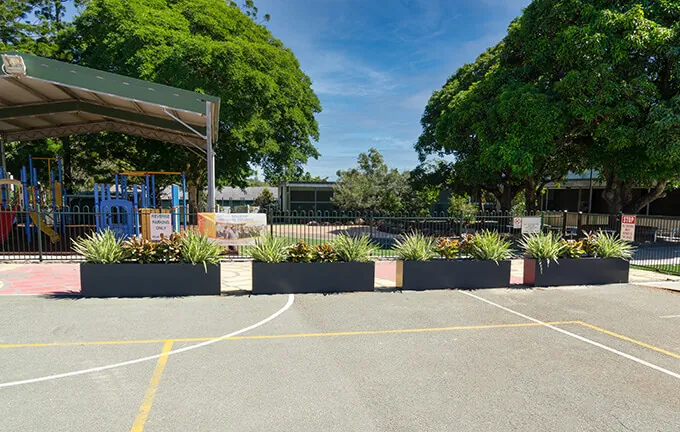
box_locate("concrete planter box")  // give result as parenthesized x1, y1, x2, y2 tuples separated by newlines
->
(252, 262, 375, 294)
(396, 260, 511, 290)
(80, 263, 221, 297)
(523, 258, 629, 286)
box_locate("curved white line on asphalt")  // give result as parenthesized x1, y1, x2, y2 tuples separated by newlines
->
(0, 294, 295, 389)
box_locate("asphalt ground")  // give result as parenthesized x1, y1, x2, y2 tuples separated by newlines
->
(1, 284, 680, 431)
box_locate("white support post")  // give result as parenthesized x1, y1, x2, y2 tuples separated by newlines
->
(206, 101, 216, 212)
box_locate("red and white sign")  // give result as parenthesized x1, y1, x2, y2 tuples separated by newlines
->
(620, 215, 636, 242)
(513, 217, 522, 229)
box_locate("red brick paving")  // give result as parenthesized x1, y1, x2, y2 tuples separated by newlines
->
(0, 264, 80, 295)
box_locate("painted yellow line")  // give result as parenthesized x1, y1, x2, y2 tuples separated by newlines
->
(0, 321, 580, 349)
(129, 341, 174, 432)
(577, 321, 680, 361)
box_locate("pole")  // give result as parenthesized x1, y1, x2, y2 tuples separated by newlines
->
(206, 101, 216, 212)
(0, 135, 6, 176)
(181, 172, 187, 230)
(588, 168, 594, 213)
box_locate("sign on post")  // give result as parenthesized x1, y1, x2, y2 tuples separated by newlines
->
(149, 213, 173, 241)
(620, 215, 636, 242)
(198, 213, 267, 245)
(513, 217, 522, 229)
(521, 216, 542, 235)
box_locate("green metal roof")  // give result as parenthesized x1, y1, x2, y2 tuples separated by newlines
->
(0, 51, 220, 149)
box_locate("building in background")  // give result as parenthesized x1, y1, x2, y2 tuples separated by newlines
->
(216, 186, 278, 211)
(542, 171, 680, 216)
(278, 181, 335, 212)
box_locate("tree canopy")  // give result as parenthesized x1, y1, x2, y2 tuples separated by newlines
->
(332, 148, 437, 215)
(418, 0, 680, 213)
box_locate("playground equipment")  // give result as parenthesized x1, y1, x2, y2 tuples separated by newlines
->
(94, 171, 188, 239)
(0, 155, 67, 244)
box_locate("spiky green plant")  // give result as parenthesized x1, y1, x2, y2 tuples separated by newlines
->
(332, 234, 376, 262)
(467, 231, 514, 262)
(180, 229, 224, 270)
(73, 229, 127, 264)
(250, 235, 289, 263)
(393, 231, 437, 261)
(594, 231, 635, 259)
(519, 232, 566, 262)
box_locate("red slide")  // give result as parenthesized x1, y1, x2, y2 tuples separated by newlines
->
(0, 209, 15, 243)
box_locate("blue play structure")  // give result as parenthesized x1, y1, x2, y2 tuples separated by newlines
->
(0, 155, 68, 245)
(94, 171, 188, 238)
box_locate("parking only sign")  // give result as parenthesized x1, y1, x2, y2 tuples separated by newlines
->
(150, 213, 173, 241)
(620, 215, 636, 242)
(513, 217, 522, 229)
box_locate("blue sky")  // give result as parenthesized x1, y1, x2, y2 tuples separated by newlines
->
(255, 0, 531, 179)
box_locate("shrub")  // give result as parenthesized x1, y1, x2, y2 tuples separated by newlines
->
(560, 239, 586, 259)
(593, 232, 635, 259)
(519, 232, 566, 262)
(313, 243, 338, 263)
(333, 234, 376, 262)
(156, 233, 183, 263)
(458, 234, 476, 256)
(437, 238, 459, 260)
(180, 229, 224, 268)
(123, 236, 159, 263)
(287, 239, 314, 263)
(393, 231, 437, 261)
(73, 229, 126, 264)
(250, 235, 288, 263)
(448, 194, 477, 225)
(466, 231, 514, 262)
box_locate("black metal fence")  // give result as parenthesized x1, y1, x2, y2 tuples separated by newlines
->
(2, 208, 680, 275)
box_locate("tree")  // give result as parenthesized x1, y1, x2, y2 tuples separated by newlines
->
(500, 0, 680, 213)
(17, 0, 321, 211)
(253, 188, 276, 211)
(332, 148, 436, 214)
(416, 43, 576, 212)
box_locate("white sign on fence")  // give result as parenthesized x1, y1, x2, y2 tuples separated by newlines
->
(521, 216, 542, 235)
(150, 213, 173, 241)
(513, 217, 522, 229)
(620, 215, 636, 242)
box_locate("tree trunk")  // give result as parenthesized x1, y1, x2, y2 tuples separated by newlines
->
(602, 172, 668, 214)
(492, 185, 519, 212)
(524, 179, 538, 213)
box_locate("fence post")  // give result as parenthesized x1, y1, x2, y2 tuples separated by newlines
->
(562, 210, 568, 237)
(577, 211, 583, 237)
(368, 211, 373, 242)
(36, 205, 43, 262)
(269, 208, 274, 237)
(459, 211, 464, 236)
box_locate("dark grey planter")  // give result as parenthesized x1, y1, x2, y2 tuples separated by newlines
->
(396, 259, 511, 290)
(523, 258, 629, 286)
(252, 262, 375, 294)
(80, 263, 221, 297)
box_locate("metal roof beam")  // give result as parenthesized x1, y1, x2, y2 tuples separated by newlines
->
(0, 101, 207, 136)
(4, 77, 52, 101)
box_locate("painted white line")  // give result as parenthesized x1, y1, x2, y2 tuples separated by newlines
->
(0, 294, 295, 389)
(459, 291, 680, 381)
(660, 315, 680, 319)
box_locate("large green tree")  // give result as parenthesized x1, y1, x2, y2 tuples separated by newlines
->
(332, 148, 437, 215)
(503, 0, 680, 214)
(57, 0, 321, 210)
(416, 44, 575, 211)
(420, 0, 680, 214)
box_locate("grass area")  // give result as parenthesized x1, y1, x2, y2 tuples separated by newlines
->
(632, 264, 680, 276)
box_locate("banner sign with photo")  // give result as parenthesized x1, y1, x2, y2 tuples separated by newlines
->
(198, 213, 267, 246)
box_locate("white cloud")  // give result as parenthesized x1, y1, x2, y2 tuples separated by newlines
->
(400, 89, 433, 111)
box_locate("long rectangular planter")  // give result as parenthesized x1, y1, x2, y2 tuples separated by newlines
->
(523, 258, 629, 287)
(396, 260, 511, 290)
(80, 263, 221, 297)
(252, 262, 375, 294)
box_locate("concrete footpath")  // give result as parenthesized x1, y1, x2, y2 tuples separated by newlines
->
(0, 261, 679, 296)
